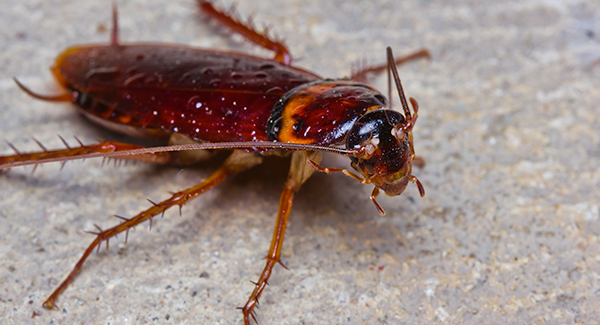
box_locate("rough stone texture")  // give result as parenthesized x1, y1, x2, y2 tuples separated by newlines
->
(1, 0, 600, 324)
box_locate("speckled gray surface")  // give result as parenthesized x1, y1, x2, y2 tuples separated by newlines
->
(1, 0, 600, 324)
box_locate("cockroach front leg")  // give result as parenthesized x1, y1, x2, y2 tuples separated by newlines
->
(306, 158, 369, 183)
(42, 150, 262, 309)
(240, 151, 320, 324)
(307, 159, 390, 215)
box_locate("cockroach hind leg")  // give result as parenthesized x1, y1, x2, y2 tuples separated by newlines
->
(40, 153, 255, 312)
(0, 140, 175, 171)
(13, 78, 72, 102)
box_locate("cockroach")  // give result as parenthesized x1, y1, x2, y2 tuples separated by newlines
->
(0, 1, 428, 323)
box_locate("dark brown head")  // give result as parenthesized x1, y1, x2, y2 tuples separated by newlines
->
(346, 99, 424, 200)
(347, 109, 414, 196)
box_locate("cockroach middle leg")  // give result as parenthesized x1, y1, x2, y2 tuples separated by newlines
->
(240, 151, 319, 325)
(240, 184, 294, 324)
(42, 150, 262, 309)
(198, 0, 292, 64)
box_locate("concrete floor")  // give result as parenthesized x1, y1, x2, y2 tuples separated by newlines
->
(1, 0, 600, 324)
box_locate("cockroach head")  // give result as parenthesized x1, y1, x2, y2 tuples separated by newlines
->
(346, 109, 417, 197)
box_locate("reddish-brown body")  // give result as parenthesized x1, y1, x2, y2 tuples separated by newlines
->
(52, 44, 394, 150)
(1, 1, 429, 324)
(56, 45, 321, 142)
(56, 44, 389, 148)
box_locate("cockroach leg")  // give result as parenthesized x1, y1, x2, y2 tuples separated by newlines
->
(13, 78, 72, 102)
(307, 158, 368, 183)
(306, 158, 344, 173)
(0, 140, 174, 168)
(42, 150, 262, 310)
(240, 151, 313, 325)
(370, 187, 386, 216)
(350, 48, 430, 83)
(198, 0, 292, 65)
(240, 184, 294, 324)
(410, 175, 426, 197)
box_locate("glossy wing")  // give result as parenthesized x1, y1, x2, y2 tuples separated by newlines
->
(53, 45, 320, 142)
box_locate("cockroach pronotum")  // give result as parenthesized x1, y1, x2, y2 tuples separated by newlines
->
(0, 1, 429, 323)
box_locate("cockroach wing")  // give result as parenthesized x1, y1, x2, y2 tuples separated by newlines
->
(52, 45, 320, 142)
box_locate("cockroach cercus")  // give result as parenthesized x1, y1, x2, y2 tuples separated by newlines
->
(0, 1, 428, 324)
